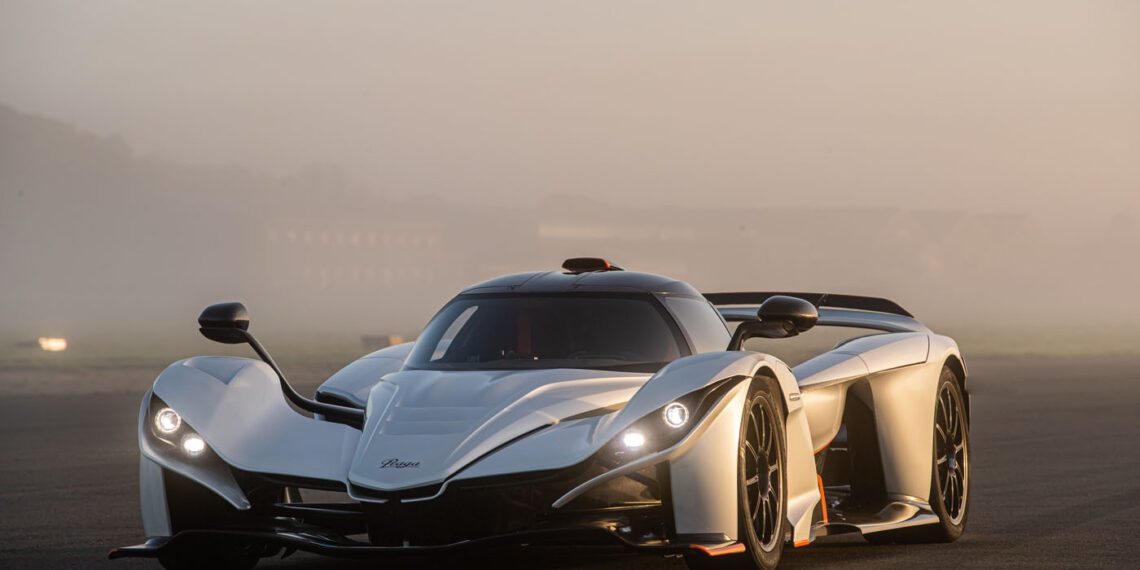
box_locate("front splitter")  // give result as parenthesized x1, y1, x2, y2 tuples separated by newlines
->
(109, 525, 741, 561)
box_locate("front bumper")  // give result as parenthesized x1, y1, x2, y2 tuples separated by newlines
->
(113, 455, 744, 562)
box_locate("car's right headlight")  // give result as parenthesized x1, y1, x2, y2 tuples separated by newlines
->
(148, 396, 210, 459)
(153, 407, 182, 435)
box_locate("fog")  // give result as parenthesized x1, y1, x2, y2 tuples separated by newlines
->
(1, 2, 1138, 350)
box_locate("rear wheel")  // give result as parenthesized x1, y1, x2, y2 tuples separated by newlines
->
(867, 366, 969, 544)
(685, 377, 787, 570)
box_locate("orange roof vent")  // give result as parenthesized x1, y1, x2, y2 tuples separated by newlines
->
(561, 257, 624, 274)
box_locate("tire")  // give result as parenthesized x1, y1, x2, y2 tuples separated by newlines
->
(867, 366, 969, 544)
(685, 377, 788, 570)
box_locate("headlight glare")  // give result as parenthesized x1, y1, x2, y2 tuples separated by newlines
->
(621, 430, 647, 450)
(180, 433, 207, 457)
(154, 407, 182, 435)
(662, 402, 689, 428)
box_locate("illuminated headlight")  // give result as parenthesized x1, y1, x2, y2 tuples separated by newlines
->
(621, 430, 647, 450)
(662, 402, 689, 429)
(603, 380, 737, 464)
(180, 433, 207, 457)
(153, 407, 182, 435)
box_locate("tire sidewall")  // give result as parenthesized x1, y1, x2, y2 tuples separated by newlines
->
(738, 377, 788, 570)
(928, 368, 970, 540)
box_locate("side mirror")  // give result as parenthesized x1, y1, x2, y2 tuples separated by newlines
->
(758, 295, 818, 334)
(192, 301, 365, 426)
(727, 295, 819, 350)
(198, 302, 250, 344)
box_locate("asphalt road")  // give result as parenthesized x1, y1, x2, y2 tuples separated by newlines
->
(1, 356, 1138, 569)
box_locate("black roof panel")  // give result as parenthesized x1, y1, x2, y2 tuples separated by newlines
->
(461, 270, 702, 297)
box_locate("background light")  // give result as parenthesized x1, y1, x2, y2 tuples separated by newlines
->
(37, 337, 67, 352)
(621, 431, 646, 450)
(180, 433, 206, 457)
(663, 402, 689, 428)
(154, 408, 181, 434)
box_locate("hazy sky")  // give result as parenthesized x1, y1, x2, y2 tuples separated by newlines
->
(2, 1, 1138, 219)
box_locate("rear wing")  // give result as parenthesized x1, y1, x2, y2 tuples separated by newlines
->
(703, 292, 914, 318)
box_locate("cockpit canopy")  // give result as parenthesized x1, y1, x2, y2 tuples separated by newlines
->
(404, 293, 688, 373)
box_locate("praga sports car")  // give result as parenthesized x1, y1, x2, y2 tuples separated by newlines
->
(110, 258, 970, 569)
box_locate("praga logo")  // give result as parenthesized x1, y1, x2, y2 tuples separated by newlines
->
(379, 458, 420, 469)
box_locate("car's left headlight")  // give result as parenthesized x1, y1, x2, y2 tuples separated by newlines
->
(662, 401, 690, 429)
(147, 396, 210, 459)
(605, 378, 739, 462)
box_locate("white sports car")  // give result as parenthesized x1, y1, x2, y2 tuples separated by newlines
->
(110, 258, 970, 569)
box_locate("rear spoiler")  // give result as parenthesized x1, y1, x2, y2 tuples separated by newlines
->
(703, 292, 913, 318)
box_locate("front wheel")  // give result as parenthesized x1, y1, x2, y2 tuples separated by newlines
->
(686, 377, 788, 570)
(868, 366, 970, 544)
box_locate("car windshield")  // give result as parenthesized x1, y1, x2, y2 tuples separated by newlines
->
(405, 294, 686, 372)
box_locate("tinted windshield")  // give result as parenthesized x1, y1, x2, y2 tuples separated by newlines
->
(405, 294, 686, 372)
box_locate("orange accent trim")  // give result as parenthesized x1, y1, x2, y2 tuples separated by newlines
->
(690, 543, 746, 557)
(794, 539, 811, 548)
(817, 475, 829, 524)
(813, 433, 837, 454)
